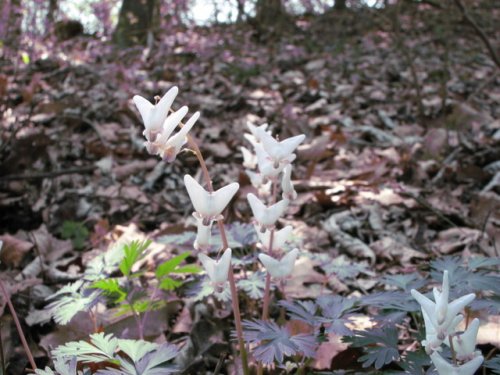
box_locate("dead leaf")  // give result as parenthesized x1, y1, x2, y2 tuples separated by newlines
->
(0, 234, 33, 267)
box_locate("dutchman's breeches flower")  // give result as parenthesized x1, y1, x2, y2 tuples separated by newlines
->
(281, 164, 298, 200)
(247, 193, 289, 231)
(411, 270, 482, 374)
(193, 213, 213, 251)
(184, 175, 239, 224)
(198, 248, 232, 291)
(259, 131, 306, 167)
(256, 225, 293, 252)
(258, 248, 299, 280)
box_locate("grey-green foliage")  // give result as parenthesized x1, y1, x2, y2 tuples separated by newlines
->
(38, 333, 178, 375)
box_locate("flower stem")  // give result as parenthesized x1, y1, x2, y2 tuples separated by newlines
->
(186, 133, 249, 375)
(0, 280, 37, 371)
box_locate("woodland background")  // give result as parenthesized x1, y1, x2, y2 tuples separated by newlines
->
(0, 0, 499, 373)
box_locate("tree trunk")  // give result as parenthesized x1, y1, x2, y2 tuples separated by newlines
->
(47, 0, 58, 24)
(113, 0, 157, 47)
(334, 0, 347, 10)
(2, 0, 23, 53)
(255, 0, 285, 27)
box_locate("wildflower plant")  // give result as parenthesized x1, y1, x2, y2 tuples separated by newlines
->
(26, 85, 500, 375)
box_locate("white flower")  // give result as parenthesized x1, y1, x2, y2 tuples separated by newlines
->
(421, 308, 463, 353)
(154, 112, 199, 162)
(184, 175, 239, 224)
(198, 248, 232, 287)
(241, 146, 257, 169)
(246, 123, 269, 143)
(193, 213, 213, 251)
(255, 143, 289, 180)
(450, 318, 481, 362)
(411, 271, 475, 345)
(430, 351, 483, 375)
(259, 132, 305, 167)
(256, 225, 293, 252)
(133, 86, 179, 142)
(258, 248, 299, 279)
(281, 164, 297, 200)
(246, 170, 272, 197)
(247, 193, 288, 230)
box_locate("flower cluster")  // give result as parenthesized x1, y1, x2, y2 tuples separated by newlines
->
(411, 271, 483, 375)
(242, 123, 305, 280)
(133, 86, 199, 162)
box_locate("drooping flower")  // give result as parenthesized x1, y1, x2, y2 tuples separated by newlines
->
(259, 132, 305, 167)
(193, 213, 213, 251)
(184, 175, 239, 224)
(153, 111, 199, 162)
(256, 225, 293, 252)
(246, 123, 269, 143)
(430, 351, 483, 375)
(254, 143, 289, 180)
(247, 193, 288, 231)
(246, 170, 272, 197)
(241, 146, 257, 169)
(281, 164, 297, 200)
(421, 308, 463, 353)
(411, 271, 475, 348)
(198, 248, 232, 287)
(450, 318, 481, 362)
(133, 86, 179, 142)
(258, 248, 299, 279)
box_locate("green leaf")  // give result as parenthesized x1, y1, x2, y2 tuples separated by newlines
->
(91, 279, 127, 303)
(21, 52, 30, 64)
(60, 220, 89, 250)
(171, 264, 201, 274)
(119, 240, 151, 277)
(159, 277, 183, 291)
(155, 252, 191, 278)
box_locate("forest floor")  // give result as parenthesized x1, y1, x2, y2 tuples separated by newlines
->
(0, 4, 499, 374)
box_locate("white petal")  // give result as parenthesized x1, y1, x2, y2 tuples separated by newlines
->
(184, 175, 239, 218)
(184, 175, 209, 214)
(151, 87, 179, 132)
(194, 213, 213, 251)
(199, 249, 232, 284)
(436, 271, 450, 325)
(446, 293, 475, 319)
(133, 95, 154, 125)
(282, 164, 297, 200)
(260, 132, 306, 162)
(161, 111, 199, 162)
(210, 182, 240, 216)
(411, 289, 436, 323)
(453, 318, 480, 360)
(156, 106, 189, 144)
(259, 248, 299, 279)
(247, 193, 288, 228)
(241, 146, 257, 169)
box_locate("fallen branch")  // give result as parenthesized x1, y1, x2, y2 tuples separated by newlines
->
(453, 0, 500, 69)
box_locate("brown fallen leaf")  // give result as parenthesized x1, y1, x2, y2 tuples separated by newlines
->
(0, 234, 33, 267)
(370, 236, 427, 265)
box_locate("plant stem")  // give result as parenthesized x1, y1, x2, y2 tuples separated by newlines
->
(186, 132, 249, 375)
(448, 334, 457, 365)
(0, 280, 37, 371)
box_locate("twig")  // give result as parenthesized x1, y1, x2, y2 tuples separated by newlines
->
(0, 166, 96, 181)
(452, 0, 500, 69)
(0, 280, 37, 371)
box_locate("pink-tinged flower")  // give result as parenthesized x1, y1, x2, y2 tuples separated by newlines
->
(259, 132, 305, 167)
(430, 351, 483, 375)
(246, 170, 272, 197)
(247, 193, 288, 230)
(256, 225, 293, 252)
(184, 175, 239, 224)
(246, 122, 269, 143)
(154, 112, 199, 162)
(258, 248, 299, 279)
(193, 213, 213, 251)
(411, 271, 476, 352)
(254, 143, 289, 180)
(241, 146, 257, 169)
(198, 248, 232, 286)
(450, 318, 481, 362)
(133, 86, 179, 142)
(281, 165, 297, 200)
